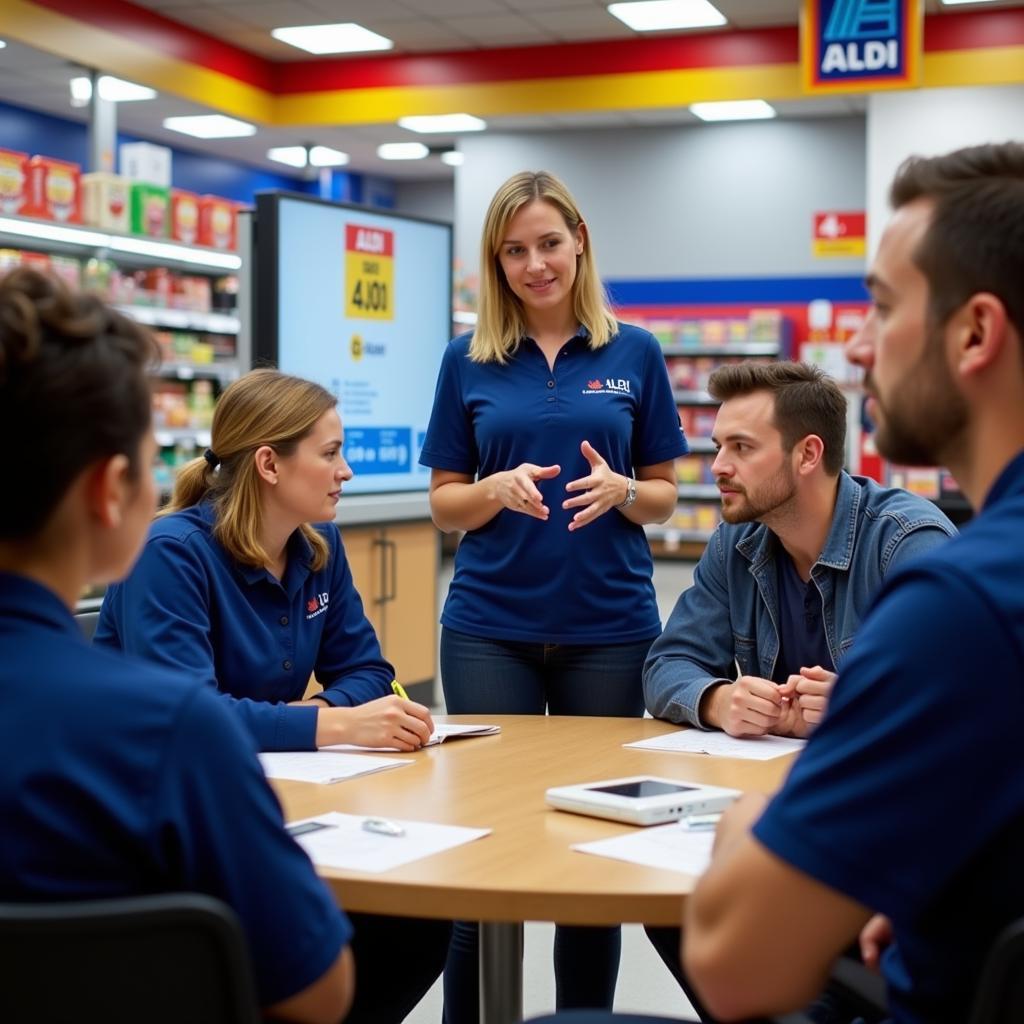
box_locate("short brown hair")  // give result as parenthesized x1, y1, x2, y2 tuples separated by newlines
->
(890, 142, 1024, 342)
(708, 361, 847, 476)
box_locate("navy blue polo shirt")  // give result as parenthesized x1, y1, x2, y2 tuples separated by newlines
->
(0, 573, 351, 1006)
(420, 323, 687, 643)
(95, 502, 393, 751)
(754, 449, 1024, 1024)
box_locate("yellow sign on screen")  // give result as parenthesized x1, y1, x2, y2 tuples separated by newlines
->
(345, 224, 394, 320)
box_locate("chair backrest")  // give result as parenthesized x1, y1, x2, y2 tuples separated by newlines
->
(75, 609, 100, 640)
(0, 892, 261, 1024)
(969, 916, 1024, 1024)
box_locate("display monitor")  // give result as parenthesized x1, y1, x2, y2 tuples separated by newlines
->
(253, 193, 452, 495)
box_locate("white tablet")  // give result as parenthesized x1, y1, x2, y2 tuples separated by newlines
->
(545, 774, 741, 826)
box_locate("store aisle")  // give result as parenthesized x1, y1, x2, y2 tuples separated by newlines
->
(405, 556, 700, 1023)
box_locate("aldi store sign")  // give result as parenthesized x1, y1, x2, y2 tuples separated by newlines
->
(802, 0, 921, 94)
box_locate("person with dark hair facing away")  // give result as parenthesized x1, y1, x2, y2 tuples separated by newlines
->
(0, 267, 355, 1022)
(96, 367, 436, 755)
(641, 361, 954, 1013)
(683, 141, 1024, 1024)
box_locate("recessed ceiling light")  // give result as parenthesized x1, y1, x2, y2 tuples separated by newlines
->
(607, 0, 726, 32)
(267, 145, 350, 168)
(0, 40, 8, 49)
(163, 115, 256, 139)
(271, 23, 393, 55)
(440, 151, 465, 167)
(397, 114, 486, 134)
(689, 99, 776, 121)
(377, 143, 429, 161)
(70, 75, 156, 105)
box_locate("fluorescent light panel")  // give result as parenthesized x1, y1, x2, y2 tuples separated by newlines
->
(70, 75, 156, 103)
(939, 1, 1001, 5)
(377, 142, 429, 160)
(267, 145, 350, 168)
(440, 151, 465, 166)
(271, 23, 393, 54)
(398, 114, 486, 134)
(0, 40, 8, 49)
(607, 0, 726, 31)
(689, 99, 776, 121)
(163, 115, 256, 139)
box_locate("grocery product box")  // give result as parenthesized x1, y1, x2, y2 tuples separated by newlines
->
(81, 172, 130, 232)
(119, 141, 171, 187)
(129, 182, 170, 238)
(0, 148, 29, 215)
(23, 156, 81, 222)
(170, 189, 201, 245)
(198, 195, 238, 250)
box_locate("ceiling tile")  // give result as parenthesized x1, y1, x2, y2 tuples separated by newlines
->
(526, 8, 635, 39)
(227, 2, 328, 31)
(397, 0, 507, 16)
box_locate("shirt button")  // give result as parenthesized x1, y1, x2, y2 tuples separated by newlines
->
(547, 380, 554, 388)
(547, 397, 556, 403)
(282, 659, 293, 671)
(279, 615, 289, 626)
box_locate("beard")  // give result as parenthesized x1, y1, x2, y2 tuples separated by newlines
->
(867, 324, 969, 467)
(719, 460, 798, 525)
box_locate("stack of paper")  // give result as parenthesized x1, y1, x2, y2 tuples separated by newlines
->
(258, 751, 411, 784)
(573, 821, 715, 876)
(625, 730, 805, 760)
(288, 812, 491, 873)
(324, 722, 501, 754)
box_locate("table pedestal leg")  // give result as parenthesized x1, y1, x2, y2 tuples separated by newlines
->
(479, 920, 524, 1024)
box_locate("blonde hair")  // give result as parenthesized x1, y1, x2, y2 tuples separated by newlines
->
(163, 369, 337, 571)
(470, 170, 617, 364)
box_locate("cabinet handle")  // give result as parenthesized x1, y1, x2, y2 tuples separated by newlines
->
(385, 538, 398, 603)
(372, 537, 388, 605)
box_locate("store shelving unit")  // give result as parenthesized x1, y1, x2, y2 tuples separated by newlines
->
(0, 213, 244, 503)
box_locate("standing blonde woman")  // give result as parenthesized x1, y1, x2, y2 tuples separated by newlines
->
(420, 171, 688, 1019)
(97, 368, 436, 755)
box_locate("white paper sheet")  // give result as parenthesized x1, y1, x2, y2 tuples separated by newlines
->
(287, 811, 491, 873)
(258, 751, 411, 784)
(323, 722, 501, 754)
(625, 730, 805, 760)
(573, 821, 715, 876)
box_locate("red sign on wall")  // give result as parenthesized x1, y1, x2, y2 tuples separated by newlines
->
(813, 211, 866, 258)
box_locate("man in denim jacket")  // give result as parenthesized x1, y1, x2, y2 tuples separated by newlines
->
(643, 361, 955, 737)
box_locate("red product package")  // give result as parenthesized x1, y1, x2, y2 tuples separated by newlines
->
(24, 156, 82, 223)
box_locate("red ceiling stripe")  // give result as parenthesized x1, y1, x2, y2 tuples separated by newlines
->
(30, 0, 274, 90)
(924, 9, 1024, 53)
(272, 27, 799, 92)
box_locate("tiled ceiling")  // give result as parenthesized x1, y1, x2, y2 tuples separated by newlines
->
(0, 2, 1017, 181)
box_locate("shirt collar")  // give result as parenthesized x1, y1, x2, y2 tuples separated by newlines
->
(0, 572, 82, 639)
(980, 448, 1024, 512)
(236, 527, 315, 594)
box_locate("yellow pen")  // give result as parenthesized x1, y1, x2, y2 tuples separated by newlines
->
(391, 679, 410, 700)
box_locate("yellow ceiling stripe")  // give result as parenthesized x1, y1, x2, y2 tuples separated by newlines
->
(3, 0, 274, 123)
(923, 46, 1024, 90)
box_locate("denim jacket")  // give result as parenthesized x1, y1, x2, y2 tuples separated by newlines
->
(643, 472, 956, 727)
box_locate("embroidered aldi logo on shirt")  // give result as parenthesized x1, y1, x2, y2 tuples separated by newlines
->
(582, 377, 632, 396)
(305, 592, 329, 620)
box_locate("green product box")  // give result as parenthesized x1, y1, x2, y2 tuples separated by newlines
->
(129, 182, 170, 238)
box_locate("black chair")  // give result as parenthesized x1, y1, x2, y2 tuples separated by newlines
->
(0, 892, 261, 1023)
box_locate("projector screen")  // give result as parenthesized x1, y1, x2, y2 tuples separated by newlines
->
(253, 192, 452, 495)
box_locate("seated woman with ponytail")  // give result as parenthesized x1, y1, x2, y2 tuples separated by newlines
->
(96, 368, 435, 753)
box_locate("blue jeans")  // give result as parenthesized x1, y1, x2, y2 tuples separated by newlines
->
(440, 627, 653, 1024)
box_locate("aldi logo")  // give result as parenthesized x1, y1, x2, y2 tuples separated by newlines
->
(801, 0, 921, 94)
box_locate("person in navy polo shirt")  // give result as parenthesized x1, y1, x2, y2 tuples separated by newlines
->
(420, 170, 687, 1020)
(0, 268, 353, 1022)
(679, 143, 1024, 1024)
(96, 368, 437, 755)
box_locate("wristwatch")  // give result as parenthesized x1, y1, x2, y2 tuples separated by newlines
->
(616, 477, 638, 510)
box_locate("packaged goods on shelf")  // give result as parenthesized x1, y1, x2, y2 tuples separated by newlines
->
(81, 172, 130, 232)
(152, 379, 191, 429)
(171, 189, 201, 245)
(198, 195, 239, 250)
(188, 378, 215, 428)
(129, 182, 170, 238)
(120, 141, 171, 188)
(23, 156, 81, 223)
(211, 274, 239, 311)
(0, 148, 30, 215)
(676, 455, 716, 485)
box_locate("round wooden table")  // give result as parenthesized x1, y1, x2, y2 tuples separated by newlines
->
(273, 715, 795, 1023)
